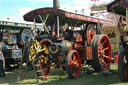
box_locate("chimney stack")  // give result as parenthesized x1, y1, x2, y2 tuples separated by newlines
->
(53, 0, 60, 9)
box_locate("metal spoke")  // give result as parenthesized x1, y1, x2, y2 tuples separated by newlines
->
(99, 43, 103, 49)
(102, 39, 107, 45)
(103, 47, 109, 51)
(103, 55, 109, 59)
(73, 55, 76, 62)
(70, 59, 74, 64)
(100, 58, 107, 66)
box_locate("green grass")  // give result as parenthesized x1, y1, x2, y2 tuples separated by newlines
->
(0, 64, 128, 85)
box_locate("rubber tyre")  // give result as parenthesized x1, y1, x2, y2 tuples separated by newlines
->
(118, 49, 128, 82)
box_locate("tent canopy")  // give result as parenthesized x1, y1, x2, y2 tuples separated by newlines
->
(107, 0, 128, 16)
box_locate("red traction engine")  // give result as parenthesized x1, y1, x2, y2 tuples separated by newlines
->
(23, 8, 112, 79)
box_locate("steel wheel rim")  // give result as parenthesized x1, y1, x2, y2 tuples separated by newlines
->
(98, 35, 112, 71)
(69, 51, 81, 78)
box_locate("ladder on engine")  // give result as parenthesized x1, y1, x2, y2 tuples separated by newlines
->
(17, 40, 46, 84)
(33, 60, 46, 84)
(17, 57, 46, 84)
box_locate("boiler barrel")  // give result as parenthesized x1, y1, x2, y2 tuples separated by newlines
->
(48, 40, 72, 56)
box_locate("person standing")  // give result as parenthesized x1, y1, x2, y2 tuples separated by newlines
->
(0, 44, 5, 77)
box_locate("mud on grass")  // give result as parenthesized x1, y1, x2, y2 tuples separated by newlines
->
(0, 64, 128, 85)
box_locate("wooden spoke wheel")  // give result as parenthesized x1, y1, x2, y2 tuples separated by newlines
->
(66, 50, 81, 79)
(118, 49, 128, 82)
(91, 35, 112, 72)
(86, 24, 96, 44)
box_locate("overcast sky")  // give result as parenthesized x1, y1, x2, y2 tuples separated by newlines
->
(0, 0, 114, 22)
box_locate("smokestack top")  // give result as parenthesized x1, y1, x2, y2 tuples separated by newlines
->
(53, 0, 60, 9)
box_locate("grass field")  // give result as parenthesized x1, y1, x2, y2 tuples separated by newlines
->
(0, 64, 128, 85)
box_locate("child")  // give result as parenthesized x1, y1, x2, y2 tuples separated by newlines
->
(0, 44, 5, 77)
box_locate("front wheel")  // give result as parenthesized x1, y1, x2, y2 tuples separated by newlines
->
(118, 49, 128, 82)
(66, 50, 81, 79)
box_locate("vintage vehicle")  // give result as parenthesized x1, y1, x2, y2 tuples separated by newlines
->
(0, 20, 41, 70)
(23, 7, 113, 79)
(107, 0, 128, 82)
(118, 32, 128, 81)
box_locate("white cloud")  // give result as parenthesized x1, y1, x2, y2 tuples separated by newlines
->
(18, 7, 34, 20)
(61, 0, 114, 16)
(29, 0, 52, 2)
(1, 7, 34, 22)
(61, 0, 91, 16)
(43, 0, 52, 2)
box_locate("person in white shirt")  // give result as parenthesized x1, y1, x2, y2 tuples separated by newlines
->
(0, 44, 5, 77)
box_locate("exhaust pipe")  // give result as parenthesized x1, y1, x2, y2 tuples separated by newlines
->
(53, 0, 60, 9)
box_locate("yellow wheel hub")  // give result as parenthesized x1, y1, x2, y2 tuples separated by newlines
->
(29, 40, 48, 63)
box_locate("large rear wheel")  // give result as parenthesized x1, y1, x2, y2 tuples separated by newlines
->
(91, 35, 112, 72)
(29, 40, 50, 78)
(118, 49, 128, 82)
(66, 50, 81, 79)
(35, 52, 50, 78)
(86, 24, 96, 44)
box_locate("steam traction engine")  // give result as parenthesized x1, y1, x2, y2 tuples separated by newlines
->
(23, 8, 112, 79)
(107, 0, 128, 82)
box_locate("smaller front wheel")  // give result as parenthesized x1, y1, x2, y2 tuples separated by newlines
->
(66, 50, 81, 79)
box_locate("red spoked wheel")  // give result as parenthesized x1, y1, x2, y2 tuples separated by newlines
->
(66, 50, 81, 79)
(86, 24, 96, 44)
(40, 60, 51, 78)
(37, 39, 52, 78)
(35, 45, 51, 79)
(91, 34, 112, 72)
(118, 49, 128, 82)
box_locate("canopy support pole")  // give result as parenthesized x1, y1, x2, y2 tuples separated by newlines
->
(126, 8, 128, 31)
(57, 16, 60, 37)
(33, 18, 36, 38)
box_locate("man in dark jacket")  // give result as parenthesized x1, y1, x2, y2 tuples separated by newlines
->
(0, 44, 5, 77)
